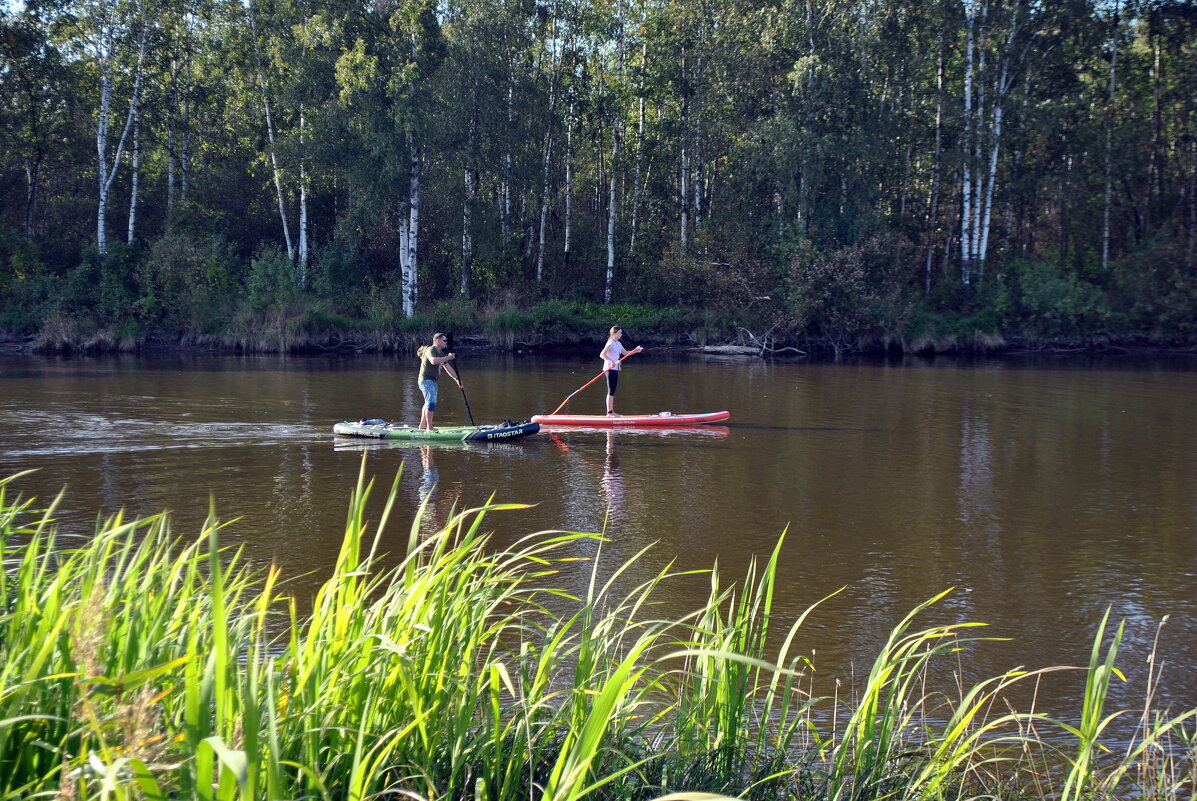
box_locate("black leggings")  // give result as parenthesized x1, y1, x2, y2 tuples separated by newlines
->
(606, 370, 619, 396)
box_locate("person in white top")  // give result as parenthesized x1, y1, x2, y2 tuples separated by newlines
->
(598, 325, 643, 416)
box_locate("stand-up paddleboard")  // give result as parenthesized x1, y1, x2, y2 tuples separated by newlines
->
(334, 419, 540, 442)
(530, 411, 730, 427)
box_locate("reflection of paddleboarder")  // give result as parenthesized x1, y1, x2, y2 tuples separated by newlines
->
(418, 445, 439, 502)
(599, 326, 643, 416)
(548, 432, 627, 528)
(599, 430, 626, 522)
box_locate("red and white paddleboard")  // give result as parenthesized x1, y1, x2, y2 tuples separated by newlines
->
(530, 411, 730, 427)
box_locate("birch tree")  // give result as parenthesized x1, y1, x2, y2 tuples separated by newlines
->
(76, 0, 148, 255)
(247, 0, 294, 261)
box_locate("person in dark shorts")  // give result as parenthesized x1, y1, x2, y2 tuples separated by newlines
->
(598, 325, 643, 415)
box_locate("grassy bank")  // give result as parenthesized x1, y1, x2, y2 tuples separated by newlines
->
(1, 467, 1194, 800)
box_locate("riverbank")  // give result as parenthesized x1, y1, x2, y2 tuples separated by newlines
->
(5, 317, 1196, 358)
(2, 467, 1193, 800)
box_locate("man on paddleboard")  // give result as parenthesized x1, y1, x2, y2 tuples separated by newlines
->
(416, 332, 463, 431)
(599, 326, 643, 416)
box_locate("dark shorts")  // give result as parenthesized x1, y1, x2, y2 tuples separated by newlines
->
(606, 370, 619, 395)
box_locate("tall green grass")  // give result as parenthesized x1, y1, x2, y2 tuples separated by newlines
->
(0, 467, 1194, 801)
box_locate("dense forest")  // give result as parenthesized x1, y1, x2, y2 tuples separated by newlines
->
(2, 0, 1196, 352)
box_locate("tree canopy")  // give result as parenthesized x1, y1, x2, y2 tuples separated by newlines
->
(2, 0, 1196, 348)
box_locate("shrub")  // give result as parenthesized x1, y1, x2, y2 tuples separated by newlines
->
(782, 232, 914, 343)
(247, 246, 302, 312)
(1006, 259, 1112, 338)
(140, 231, 240, 334)
(1111, 238, 1197, 336)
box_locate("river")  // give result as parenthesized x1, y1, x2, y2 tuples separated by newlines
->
(1, 350, 1195, 729)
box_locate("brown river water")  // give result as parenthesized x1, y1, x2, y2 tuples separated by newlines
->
(1, 350, 1195, 732)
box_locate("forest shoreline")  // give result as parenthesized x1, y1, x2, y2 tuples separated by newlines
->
(4, 327, 1195, 359)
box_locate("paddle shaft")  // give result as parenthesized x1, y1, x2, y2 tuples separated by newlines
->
(446, 334, 476, 425)
(548, 349, 639, 415)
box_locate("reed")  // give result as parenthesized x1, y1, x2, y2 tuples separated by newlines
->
(0, 467, 1194, 801)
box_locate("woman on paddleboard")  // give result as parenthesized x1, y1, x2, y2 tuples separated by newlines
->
(599, 326, 643, 416)
(416, 332, 462, 431)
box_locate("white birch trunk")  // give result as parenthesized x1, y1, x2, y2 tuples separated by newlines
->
(166, 122, 175, 216)
(298, 106, 308, 284)
(605, 127, 619, 302)
(693, 54, 703, 227)
(502, 82, 513, 244)
(979, 102, 1002, 271)
(127, 110, 140, 244)
(535, 11, 560, 283)
(181, 126, 190, 206)
(462, 89, 477, 296)
(564, 106, 573, 268)
(248, 2, 294, 261)
(298, 20, 310, 282)
(180, 24, 191, 208)
(960, 0, 976, 285)
(96, 15, 147, 255)
(462, 166, 474, 295)
(680, 65, 690, 252)
(970, 0, 988, 270)
(403, 143, 421, 317)
(166, 42, 177, 218)
(978, 12, 1019, 272)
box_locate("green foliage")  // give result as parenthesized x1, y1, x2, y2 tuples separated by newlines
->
(139, 232, 240, 334)
(429, 295, 479, 332)
(484, 306, 532, 348)
(308, 239, 367, 300)
(4, 0, 1197, 347)
(0, 229, 50, 333)
(1004, 259, 1112, 339)
(363, 278, 404, 332)
(1111, 239, 1197, 336)
(247, 246, 301, 312)
(782, 233, 914, 343)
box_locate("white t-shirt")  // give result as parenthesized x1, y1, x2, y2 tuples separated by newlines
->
(601, 338, 626, 371)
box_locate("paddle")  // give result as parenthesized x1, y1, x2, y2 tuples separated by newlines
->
(547, 347, 641, 416)
(446, 333, 476, 426)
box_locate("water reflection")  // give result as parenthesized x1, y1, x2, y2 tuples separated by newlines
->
(956, 397, 998, 534)
(601, 431, 627, 527)
(418, 446, 440, 504)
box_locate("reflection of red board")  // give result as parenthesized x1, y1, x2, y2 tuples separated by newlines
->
(530, 411, 730, 427)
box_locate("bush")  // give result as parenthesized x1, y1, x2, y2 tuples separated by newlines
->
(0, 231, 52, 333)
(1005, 259, 1112, 338)
(140, 231, 240, 334)
(1111, 239, 1197, 336)
(428, 295, 479, 333)
(247, 246, 302, 312)
(782, 232, 914, 343)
